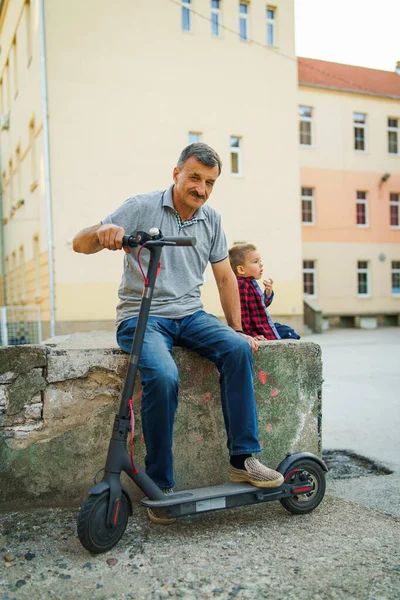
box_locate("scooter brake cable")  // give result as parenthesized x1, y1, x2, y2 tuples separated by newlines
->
(137, 243, 161, 286)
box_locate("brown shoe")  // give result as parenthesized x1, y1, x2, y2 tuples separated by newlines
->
(228, 457, 284, 488)
(147, 488, 177, 525)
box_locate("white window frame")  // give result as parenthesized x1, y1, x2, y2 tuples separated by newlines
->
(356, 191, 369, 228)
(301, 187, 315, 225)
(390, 192, 400, 229)
(391, 261, 400, 296)
(357, 261, 370, 297)
(33, 235, 41, 300)
(211, 0, 221, 37)
(354, 112, 367, 153)
(299, 105, 313, 146)
(266, 6, 276, 46)
(388, 118, 399, 155)
(303, 260, 316, 298)
(182, 0, 192, 32)
(188, 131, 201, 144)
(230, 136, 242, 176)
(11, 251, 17, 304)
(239, 2, 249, 41)
(19, 245, 26, 304)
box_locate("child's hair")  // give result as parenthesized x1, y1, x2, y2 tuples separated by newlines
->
(228, 243, 257, 275)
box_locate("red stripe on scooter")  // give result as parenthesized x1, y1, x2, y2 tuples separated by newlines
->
(293, 487, 312, 493)
(113, 500, 120, 525)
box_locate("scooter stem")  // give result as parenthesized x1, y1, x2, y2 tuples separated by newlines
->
(119, 243, 162, 418)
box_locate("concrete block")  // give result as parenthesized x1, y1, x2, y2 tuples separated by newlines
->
(0, 336, 322, 509)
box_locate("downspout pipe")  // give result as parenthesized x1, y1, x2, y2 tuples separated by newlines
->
(0, 155, 7, 306)
(0, 152, 6, 307)
(38, 0, 55, 337)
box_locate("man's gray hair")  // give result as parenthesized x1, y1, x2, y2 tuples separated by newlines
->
(177, 143, 222, 176)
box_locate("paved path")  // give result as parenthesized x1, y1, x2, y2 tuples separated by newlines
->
(1, 328, 399, 599)
(304, 327, 400, 516)
(305, 327, 400, 468)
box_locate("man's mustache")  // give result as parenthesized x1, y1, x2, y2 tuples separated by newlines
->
(190, 191, 206, 200)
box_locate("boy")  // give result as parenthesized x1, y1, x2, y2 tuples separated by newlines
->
(228, 243, 281, 341)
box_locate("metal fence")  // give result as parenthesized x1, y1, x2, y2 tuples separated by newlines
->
(0, 305, 42, 346)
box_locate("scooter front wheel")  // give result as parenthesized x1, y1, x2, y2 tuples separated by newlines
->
(77, 491, 130, 554)
(280, 459, 326, 515)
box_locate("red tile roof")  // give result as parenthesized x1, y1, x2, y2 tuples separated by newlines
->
(298, 57, 400, 100)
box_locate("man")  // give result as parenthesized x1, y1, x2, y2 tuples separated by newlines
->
(73, 143, 284, 524)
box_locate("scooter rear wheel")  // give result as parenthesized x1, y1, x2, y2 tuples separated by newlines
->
(280, 459, 326, 515)
(77, 491, 130, 554)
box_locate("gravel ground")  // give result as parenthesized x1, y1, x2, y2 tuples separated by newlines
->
(1, 489, 399, 600)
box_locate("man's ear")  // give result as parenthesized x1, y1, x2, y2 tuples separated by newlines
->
(237, 265, 245, 276)
(173, 166, 180, 184)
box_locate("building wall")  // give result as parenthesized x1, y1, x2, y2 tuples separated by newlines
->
(0, 0, 49, 322)
(43, 0, 302, 329)
(0, 0, 303, 334)
(299, 85, 400, 316)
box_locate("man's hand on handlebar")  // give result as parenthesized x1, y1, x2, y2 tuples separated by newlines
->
(97, 224, 131, 253)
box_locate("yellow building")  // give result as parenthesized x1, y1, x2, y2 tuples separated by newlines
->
(298, 57, 400, 328)
(0, 0, 303, 340)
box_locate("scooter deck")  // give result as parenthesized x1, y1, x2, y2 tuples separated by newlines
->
(141, 482, 286, 516)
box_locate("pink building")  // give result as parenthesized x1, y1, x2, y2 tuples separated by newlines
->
(298, 58, 400, 328)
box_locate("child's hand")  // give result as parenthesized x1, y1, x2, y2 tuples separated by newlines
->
(255, 335, 267, 341)
(263, 278, 273, 298)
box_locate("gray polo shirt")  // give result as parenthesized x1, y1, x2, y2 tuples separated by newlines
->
(102, 185, 228, 326)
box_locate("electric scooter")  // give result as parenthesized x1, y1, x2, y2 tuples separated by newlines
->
(77, 228, 327, 554)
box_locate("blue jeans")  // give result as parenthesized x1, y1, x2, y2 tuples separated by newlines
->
(117, 310, 261, 489)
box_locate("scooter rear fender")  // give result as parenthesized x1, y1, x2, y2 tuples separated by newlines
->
(276, 451, 328, 475)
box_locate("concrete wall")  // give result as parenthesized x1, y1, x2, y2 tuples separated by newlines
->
(0, 333, 322, 509)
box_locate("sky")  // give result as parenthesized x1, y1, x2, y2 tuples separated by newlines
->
(295, 0, 400, 72)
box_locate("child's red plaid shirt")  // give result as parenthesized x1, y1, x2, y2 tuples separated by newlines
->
(237, 277, 279, 340)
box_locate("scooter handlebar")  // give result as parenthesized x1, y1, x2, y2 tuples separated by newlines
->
(122, 234, 197, 248)
(162, 236, 197, 246)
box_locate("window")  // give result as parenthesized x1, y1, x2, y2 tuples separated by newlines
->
(4, 64, 10, 114)
(12, 38, 18, 99)
(8, 158, 14, 216)
(211, 0, 221, 37)
(388, 118, 399, 155)
(356, 191, 369, 227)
(188, 132, 201, 144)
(266, 7, 276, 46)
(230, 136, 242, 176)
(33, 235, 40, 299)
(301, 187, 315, 224)
(299, 106, 312, 146)
(239, 3, 248, 41)
(390, 192, 400, 227)
(25, 1, 32, 65)
(303, 260, 316, 297)
(354, 113, 366, 151)
(29, 118, 37, 188)
(182, 0, 191, 32)
(2, 170, 7, 218)
(16, 146, 22, 201)
(357, 261, 370, 296)
(5, 257, 10, 304)
(11, 252, 17, 304)
(19, 246, 26, 303)
(392, 261, 400, 295)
